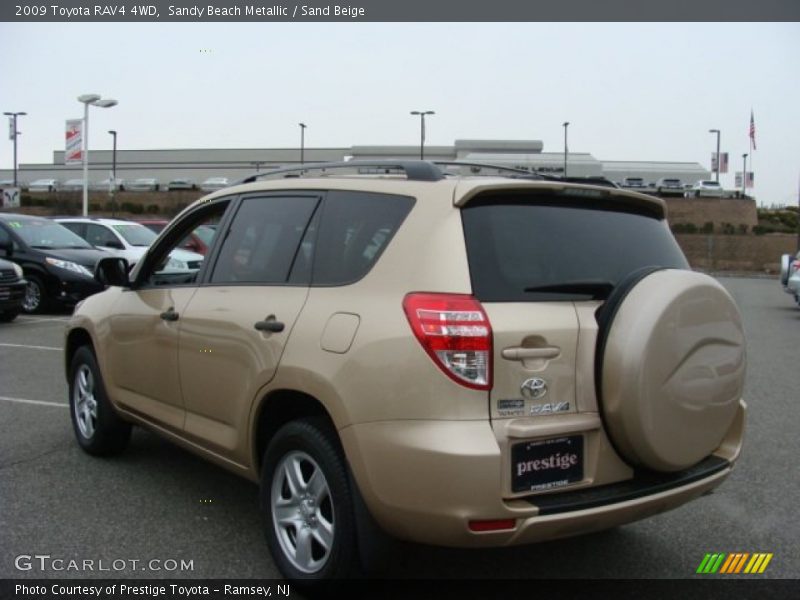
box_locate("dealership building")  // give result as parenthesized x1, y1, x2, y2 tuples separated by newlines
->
(2, 139, 711, 188)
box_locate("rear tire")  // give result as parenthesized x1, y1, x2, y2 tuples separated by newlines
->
(69, 346, 132, 456)
(261, 417, 358, 586)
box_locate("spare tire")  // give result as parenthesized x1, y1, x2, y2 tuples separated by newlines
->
(596, 269, 745, 472)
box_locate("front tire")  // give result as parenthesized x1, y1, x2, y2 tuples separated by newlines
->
(261, 418, 358, 584)
(22, 275, 47, 314)
(69, 346, 132, 456)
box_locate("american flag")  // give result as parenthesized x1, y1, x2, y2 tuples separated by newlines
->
(749, 109, 756, 151)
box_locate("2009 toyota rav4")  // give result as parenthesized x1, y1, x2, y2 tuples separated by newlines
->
(65, 161, 746, 584)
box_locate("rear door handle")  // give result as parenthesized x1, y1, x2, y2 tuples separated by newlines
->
(501, 346, 560, 361)
(254, 314, 285, 333)
(160, 308, 179, 322)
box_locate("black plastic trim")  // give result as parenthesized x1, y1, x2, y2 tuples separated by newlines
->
(525, 455, 730, 516)
(238, 160, 445, 184)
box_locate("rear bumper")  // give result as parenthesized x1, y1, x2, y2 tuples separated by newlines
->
(341, 400, 745, 547)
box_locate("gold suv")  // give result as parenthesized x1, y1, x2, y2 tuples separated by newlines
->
(65, 161, 746, 584)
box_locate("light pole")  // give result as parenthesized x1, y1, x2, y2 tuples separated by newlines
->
(709, 128, 721, 182)
(3, 111, 27, 187)
(410, 110, 434, 159)
(108, 130, 117, 217)
(298, 123, 306, 164)
(78, 94, 117, 216)
(562, 121, 569, 177)
(741, 153, 748, 199)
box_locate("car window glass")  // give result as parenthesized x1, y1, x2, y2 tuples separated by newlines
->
(211, 196, 318, 285)
(86, 224, 119, 247)
(139, 201, 230, 287)
(14, 220, 92, 249)
(312, 191, 414, 286)
(462, 195, 689, 302)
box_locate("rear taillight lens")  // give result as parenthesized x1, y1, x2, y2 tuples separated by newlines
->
(403, 293, 492, 390)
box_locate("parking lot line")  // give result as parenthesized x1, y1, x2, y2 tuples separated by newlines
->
(13, 316, 71, 325)
(0, 395, 68, 408)
(0, 343, 61, 351)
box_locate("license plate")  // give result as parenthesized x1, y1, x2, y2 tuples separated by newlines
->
(511, 435, 584, 493)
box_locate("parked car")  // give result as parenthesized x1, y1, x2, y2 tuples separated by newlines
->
(656, 178, 683, 193)
(136, 219, 216, 255)
(61, 179, 85, 191)
(779, 251, 800, 306)
(167, 178, 196, 191)
(56, 218, 204, 270)
(91, 177, 126, 191)
(64, 160, 746, 585)
(687, 180, 725, 197)
(622, 177, 646, 188)
(0, 213, 107, 313)
(200, 177, 230, 192)
(0, 256, 27, 322)
(0, 179, 14, 187)
(27, 179, 60, 193)
(127, 178, 160, 192)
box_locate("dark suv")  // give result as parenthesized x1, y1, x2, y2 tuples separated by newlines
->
(0, 257, 26, 321)
(0, 214, 108, 313)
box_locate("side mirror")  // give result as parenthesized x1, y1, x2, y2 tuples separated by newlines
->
(104, 239, 125, 250)
(95, 257, 130, 287)
(1, 240, 12, 258)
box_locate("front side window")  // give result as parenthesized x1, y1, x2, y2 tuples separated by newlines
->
(86, 224, 120, 247)
(210, 195, 319, 285)
(138, 200, 230, 287)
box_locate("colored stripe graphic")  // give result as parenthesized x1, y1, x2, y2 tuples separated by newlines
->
(698, 552, 773, 575)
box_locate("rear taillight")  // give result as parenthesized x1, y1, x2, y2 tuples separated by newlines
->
(403, 293, 492, 391)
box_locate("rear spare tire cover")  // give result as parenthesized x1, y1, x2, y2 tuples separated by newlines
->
(598, 269, 745, 472)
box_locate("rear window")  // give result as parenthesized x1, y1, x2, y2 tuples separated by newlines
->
(462, 195, 689, 302)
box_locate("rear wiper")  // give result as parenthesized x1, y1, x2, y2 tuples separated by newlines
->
(524, 280, 614, 299)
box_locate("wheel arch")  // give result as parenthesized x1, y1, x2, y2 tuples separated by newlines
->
(65, 327, 96, 379)
(251, 388, 339, 477)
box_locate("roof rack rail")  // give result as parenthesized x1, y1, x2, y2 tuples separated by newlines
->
(237, 160, 446, 184)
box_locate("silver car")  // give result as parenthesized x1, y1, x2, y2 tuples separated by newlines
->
(780, 251, 800, 306)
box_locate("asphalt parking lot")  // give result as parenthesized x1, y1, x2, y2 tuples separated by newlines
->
(0, 277, 798, 581)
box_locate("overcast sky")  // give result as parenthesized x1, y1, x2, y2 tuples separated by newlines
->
(1, 22, 798, 205)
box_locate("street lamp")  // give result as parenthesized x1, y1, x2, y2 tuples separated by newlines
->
(741, 153, 748, 199)
(299, 123, 306, 164)
(709, 128, 721, 183)
(410, 110, 435, 159)
(562, 121, 570, 178)
(108, 130, 117, 217)
(78, 94, 117, 216)
(3, 111, 27, 187)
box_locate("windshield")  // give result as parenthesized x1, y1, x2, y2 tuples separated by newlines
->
(13, 220, 92, 249)
(462, 194, 688, 302)
(113, 224, 157, 246)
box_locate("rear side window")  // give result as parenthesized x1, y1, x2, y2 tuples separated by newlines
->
(462, 195, 689, 302)
(311, 191, 414, 286)
(211, 195, 319, 285)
